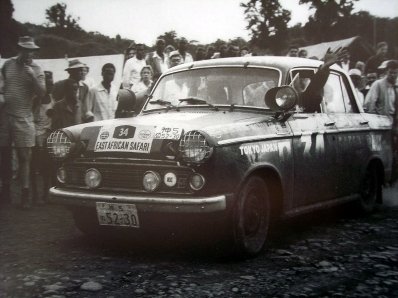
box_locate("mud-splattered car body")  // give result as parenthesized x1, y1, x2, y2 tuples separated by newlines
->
(48, 57, 392, 257)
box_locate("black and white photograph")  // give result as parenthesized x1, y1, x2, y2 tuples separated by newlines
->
(0, 0, 398, 297)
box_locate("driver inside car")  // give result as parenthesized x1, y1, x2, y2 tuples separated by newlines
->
(292, 47, 348, 113)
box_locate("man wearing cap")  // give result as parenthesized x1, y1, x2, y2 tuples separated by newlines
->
(364, 60, 398, 119)
(364, 60, 398, 184)
(0, 36, 46, 208)
(52, 59, 92, 122)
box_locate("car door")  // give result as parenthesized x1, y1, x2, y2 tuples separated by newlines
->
(288, 112, 339, 207)
(322, 71, 371, 198)
(287, 68, 340, 208)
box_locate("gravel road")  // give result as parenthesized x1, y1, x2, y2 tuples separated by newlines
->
(0, 185, 397, 297)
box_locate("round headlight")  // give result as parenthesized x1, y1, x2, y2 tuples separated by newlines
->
(47, 130, 72, 159)
(189, 173, 205, 191)
(56, 167, 67, 184)
(85, 168, 102, 189)
(143, 171, 161, 192)
(179, 131, 213, 163)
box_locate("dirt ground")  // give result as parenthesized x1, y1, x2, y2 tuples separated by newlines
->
(0, 184, 397, 297)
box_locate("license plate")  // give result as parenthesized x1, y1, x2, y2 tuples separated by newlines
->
(96, 202, 140, 228)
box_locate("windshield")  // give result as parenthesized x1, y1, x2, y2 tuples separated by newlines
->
(144, 67, 280, 111)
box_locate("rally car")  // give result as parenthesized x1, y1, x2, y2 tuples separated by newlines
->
(47, 57, 392, 258)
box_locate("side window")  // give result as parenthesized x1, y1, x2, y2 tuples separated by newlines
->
(322, 73, 346, 113)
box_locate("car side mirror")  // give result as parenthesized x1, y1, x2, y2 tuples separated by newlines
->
(115, 89, 136, 118)
(264, 86, 298, 112)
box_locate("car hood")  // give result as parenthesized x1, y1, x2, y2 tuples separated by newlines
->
(64, 109, 289, 157)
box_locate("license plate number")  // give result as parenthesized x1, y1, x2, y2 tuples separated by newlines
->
(96, 202, 140, 228)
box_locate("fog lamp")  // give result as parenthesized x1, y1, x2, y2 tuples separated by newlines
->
(189, 173, 205, 191)
(164, 172, 177, 187)
(85, 168, 102, 189)
(143, 171, 161, 192)
(179, 131, 212, 163)
(47, 130, 73, 159)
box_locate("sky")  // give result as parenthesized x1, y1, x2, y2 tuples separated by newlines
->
(12, 0, 398, 45)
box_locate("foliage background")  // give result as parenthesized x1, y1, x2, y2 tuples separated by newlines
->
(0, 0, 397, 59)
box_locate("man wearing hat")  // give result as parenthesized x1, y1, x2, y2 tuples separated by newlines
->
(0, 36, 46, 208)
(52, 59, 93, 122)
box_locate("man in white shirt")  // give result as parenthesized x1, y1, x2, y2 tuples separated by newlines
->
(146, 39, 168, 81)
(87, 63, 118, 121)
(122, 44, 147, 89)
(177, 38, 193, 63)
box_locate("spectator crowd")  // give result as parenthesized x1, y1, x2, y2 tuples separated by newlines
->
(0, 35, 397, 208)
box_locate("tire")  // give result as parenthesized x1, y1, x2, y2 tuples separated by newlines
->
(358, 166, 381, 214)
(232, 176, 271, 258)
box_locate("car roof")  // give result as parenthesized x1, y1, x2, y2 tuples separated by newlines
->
(166, 56, 343, 74)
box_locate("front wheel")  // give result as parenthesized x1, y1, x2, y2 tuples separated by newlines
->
(232, 176, 271, 258)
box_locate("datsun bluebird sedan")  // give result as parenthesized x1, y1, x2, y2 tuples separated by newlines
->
(47, 57, 393, 258)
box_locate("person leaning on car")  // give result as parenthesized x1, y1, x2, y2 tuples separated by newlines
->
(363, 60, 398, 183)
(363, 60, 398, 120)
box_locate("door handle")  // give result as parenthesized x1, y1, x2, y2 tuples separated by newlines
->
(324, 121, 335, 127)
(360, 121, 369, 125)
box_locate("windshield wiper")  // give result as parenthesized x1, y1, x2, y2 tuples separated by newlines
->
(149, 99, 173, 106)
(178, 97, 208, 104)
(148, 99, 178, 111)
(178, 97, 219, 111)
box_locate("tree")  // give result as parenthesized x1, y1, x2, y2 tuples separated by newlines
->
(300, 0, 358, 43)
(157, 30, 178, 48)
(45, 3, 81, 31)
(0, 0, 28, 57)
(228, 37, 249, 50)
(241, 0, 291, 54)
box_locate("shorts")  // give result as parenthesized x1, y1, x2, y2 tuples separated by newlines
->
(0, 109, 36, 147)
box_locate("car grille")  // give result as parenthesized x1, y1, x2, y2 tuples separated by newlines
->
(63, 162, 193, 194)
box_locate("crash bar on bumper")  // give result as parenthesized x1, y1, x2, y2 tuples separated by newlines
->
(49, 187, 227, 213)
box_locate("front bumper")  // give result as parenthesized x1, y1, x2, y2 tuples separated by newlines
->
(49, 187, 228, 213)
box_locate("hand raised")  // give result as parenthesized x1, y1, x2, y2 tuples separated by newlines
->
(323, 47, 349, 67)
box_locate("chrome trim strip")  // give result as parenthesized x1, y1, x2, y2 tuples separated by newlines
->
(49, 187, 226, 213)
(218, 134, 289, 145)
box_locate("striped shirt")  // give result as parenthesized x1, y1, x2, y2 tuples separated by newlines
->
(1, 57, 45, 118)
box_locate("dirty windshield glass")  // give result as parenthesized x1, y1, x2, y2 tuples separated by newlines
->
(145, 67, 280, 110)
